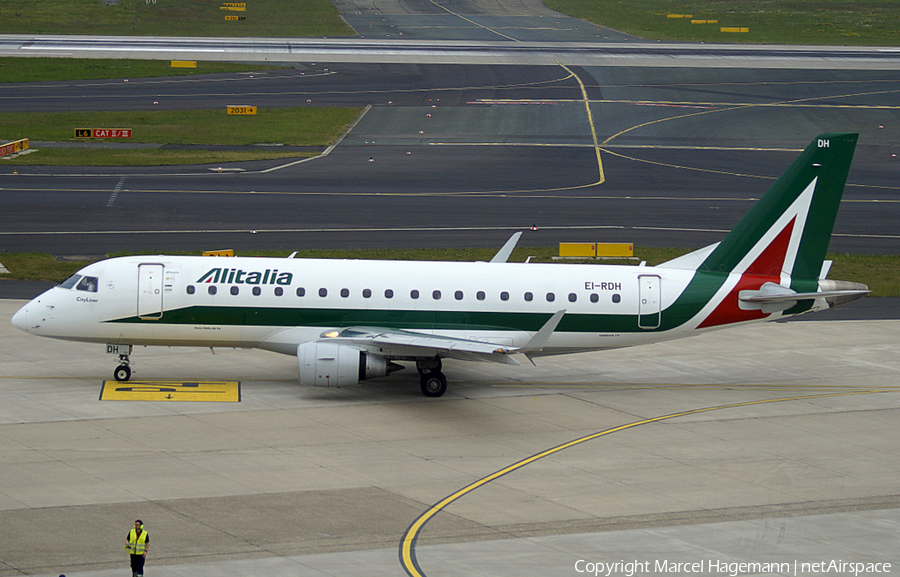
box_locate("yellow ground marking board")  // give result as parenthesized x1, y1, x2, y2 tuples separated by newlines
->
(171, 60, 197, 68)
(100, 381, 241, 402)
(559, 242, 634, 258)
(227, 105, 257, 115)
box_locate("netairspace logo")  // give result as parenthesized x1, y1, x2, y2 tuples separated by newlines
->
(197, 268, 293, 286)
(573, 559, 892, 577)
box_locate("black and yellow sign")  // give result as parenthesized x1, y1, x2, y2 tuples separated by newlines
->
(100, 381, 241, 402)
(75, 128, 93, 138)
(227, 105, 257, 115)
(225, 15, 246, 20)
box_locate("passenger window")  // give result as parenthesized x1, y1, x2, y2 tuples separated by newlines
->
(230, 286, 239, 296)
(612, 294, 622, 303)
(590, 293, 599, 303)
(76, 276, 98, 293)
(208, 286, 217, 295)
(363, 289, 372, 298)
(411, 290, 419, 299)
(568, 293, 577, 302)
(432, 290, 441, 300)
(252, 287, 261, 296)
(186, 285, 195, 295)
(546, 293, 555, 302)
(524, 292, 533, 302)
(340, 288, 350, 298)
(275, 287, 283, 296)
(319, 288, 327, 297)
(384, 289, 394, 299)
(296, 287, 306, 297)
(455, 290, 464, 300)
(500, 291, 509, 301)
(476, 291, 485, 301)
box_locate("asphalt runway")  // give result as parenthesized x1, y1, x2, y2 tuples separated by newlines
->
(2, 64, 899, 255)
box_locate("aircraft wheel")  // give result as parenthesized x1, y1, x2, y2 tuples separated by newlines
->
(114, 364, 131, 382)
(420, 371, 447, 397)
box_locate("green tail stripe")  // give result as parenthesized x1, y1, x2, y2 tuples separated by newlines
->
(699, 133, 857, 278)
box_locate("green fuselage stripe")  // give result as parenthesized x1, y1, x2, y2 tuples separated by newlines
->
(106, 271, 728, 333)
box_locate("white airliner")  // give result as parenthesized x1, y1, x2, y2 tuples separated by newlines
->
(11, 134, 869, 397)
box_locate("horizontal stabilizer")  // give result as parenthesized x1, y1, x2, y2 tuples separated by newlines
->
(739, 282, 869, 313)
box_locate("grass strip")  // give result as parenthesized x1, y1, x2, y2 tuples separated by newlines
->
(0, 107, 362, 165)
(0, 58, 289, 83)
(4, 149, 315, 166)
(544, 0, 900, 46)
(2, 249, 896, 297)
(0, 0, 354, 38)
(1, 108, 363, 146)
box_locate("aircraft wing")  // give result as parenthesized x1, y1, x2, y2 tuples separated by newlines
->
(322, 310, 566, 366)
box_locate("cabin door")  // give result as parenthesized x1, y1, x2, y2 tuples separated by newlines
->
(638, 275, 661, 329)
(138, 263, 165, 320)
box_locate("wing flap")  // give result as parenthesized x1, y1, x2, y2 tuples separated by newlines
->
(323, 310, 566, 365)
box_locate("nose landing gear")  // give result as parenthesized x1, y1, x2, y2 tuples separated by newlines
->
(110, 345, 133, 381)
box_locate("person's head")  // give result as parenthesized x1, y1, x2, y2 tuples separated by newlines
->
(134, 520, 143, 530)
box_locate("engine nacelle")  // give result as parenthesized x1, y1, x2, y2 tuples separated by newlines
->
(297, 341, 390, 387)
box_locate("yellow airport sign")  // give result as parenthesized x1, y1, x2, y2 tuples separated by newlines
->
(220, 5, 246, 10)
(0, 138, 28, 157)
(171, 60, 197, 68)
(721, 27, 750, 33)
(227, 105, 257, 115)
(202, 249, 235, 257)
(559, 242, 634, 258)
(225, 15, 246, 20)
(100, 381, 241, 402)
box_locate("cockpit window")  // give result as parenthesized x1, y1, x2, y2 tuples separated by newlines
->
(59, 274, 82, 289)
(75, 276, 99, 293)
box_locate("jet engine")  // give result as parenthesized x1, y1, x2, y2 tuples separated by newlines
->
(296, 341, 399, 387)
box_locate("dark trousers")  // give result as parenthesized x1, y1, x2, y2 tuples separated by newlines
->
(130, 554, 145, 576)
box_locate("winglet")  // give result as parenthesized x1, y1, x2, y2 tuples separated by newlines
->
(490, 232, 523, 263)
(516, 309, 565, 364)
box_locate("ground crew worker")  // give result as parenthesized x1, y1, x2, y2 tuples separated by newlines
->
(125, 520, 149, 577)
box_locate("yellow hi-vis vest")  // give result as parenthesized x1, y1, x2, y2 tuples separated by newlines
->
(128, 529, 148, 555)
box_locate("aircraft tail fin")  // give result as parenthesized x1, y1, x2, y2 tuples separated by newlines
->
(669, 134, 858, 281)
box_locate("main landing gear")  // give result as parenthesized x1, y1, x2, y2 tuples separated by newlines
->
(417, 358, 447, 397)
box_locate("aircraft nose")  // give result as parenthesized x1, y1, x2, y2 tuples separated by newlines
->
(11, 304, 29, 332)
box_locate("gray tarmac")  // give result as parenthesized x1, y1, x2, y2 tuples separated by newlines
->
(2, 298, 899, 577)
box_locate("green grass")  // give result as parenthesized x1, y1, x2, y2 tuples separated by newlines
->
(6, 149, 315, 166)
(1, 108, 362, 145)
(0, 58, 288, 83)
(0, 0, 354, 37)
(544, 0, 900, 45)
(0, 107, 362, 165)
(3, 248, 897, 297)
